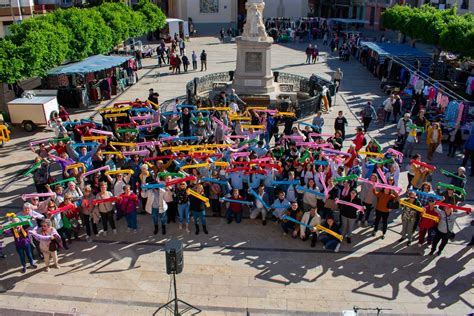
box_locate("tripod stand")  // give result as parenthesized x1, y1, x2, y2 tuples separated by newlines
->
(154, 272, 201, 316)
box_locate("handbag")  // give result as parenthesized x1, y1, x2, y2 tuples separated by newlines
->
(387, 199, 399, 210)
(49, 238, 59, 252)
(435, 143, 443, 154)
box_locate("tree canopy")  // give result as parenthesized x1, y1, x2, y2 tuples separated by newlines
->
(381, 5, 474, 58)
(0, 1, 166, 84)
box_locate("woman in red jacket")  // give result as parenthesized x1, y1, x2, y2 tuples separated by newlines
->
(418, 199, 440, 246)
(352, 127, 366, 151)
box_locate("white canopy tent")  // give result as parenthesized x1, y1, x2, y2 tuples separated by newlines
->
(166, 18, 189, 39)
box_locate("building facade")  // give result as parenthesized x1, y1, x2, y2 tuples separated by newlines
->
(167, 0, 309, 34)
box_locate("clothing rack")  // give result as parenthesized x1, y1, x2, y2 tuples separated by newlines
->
(388, 55, 468, 103)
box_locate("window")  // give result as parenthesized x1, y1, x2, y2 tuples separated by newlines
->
(461, 0, 469, 9)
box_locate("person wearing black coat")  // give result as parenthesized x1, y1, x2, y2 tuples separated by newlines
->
(339, 189, 362, 244)
(319, 215, 341, 252)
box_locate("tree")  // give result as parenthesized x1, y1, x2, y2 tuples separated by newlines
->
(135, 0, 166, 32)
(0, 39, 24, 84)
(381, 4, 474, 57)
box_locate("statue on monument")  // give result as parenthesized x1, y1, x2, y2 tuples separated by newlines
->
(242, 0, 269, 42)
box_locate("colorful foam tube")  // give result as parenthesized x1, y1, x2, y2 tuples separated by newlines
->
(436, 182, 466, 196)
(21, 192, 56, 201)
(49, 177, 76, 187)
(199, 107, 230, 111)
(241, 125, 265, 129)
(100, 151, 124, 158)
(71, 142, 99, 148)
(180, 163, 209, 170)
(358, 151, 385, 158)
(137, 141, 161, 147)
(334, 175, 358, 183)
(121, 150, 150, 156)
(212, 117, 231, 131)
(272, 180, 300, 186)
(321, 149, 351, 157)
(440, 169, 465, 181)
(314, 160, 329, 166)
(23, 160, 43, 177)
(214, 162, 230, 168)
(421, 213, 440, 222)
(81, 136, 108, 142)
(244, 170, 267, 175)
(248, 188, 270, 209)
(116, 128, 139, 134)
(335, 199, 365, 212)
(296, 185, 325, 198)
(141, 183, 165, 189)
(368, 158, 394, 165)
(308, 133, 332, 138)
(201, 177, 228, 185)
(220, 198, 254, 205)
(105, 169, 134, 175)
(187, 188, 210, 207)
(410, 160, 436, 170)
(129, 108, 156, 113)
(410, 190, 443, 200)
(48, 137, 71, 143)
(374, 183, 402, 193)
(137, 122, 160, 130)
(299, 122, 321, 130)
(0, 221, 33, 234)
(166, 176, 197, 186)
(434, 202, 471, 213)
(282, 215, 343, 241)
(377, 168, 388, 184)
(105, 113, 128, 118)
(92, 197, 118, 205)
(110, 142, 137, 147)
(399, 200, 425, 213)
(65, 163, 86, 171)
(275, 112, 296, 117)
(158, 172, 184, 178)
(82, 165, 110, 177)
(386, 148, 404, 162)
(86, 128, 112, 136)
(48, 204, 75, 216)
(97, 106, 132, 113)
(131, 115, 151, 121)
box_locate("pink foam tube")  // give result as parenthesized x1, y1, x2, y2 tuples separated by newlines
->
(48, 155, 69, 163)
(122, 150, 150, 156)
(386, 148, 404, 162)
(82, 165, 110, 177)
(212, 117, 230, 131)
(137, 122, 160, 130)
(335, 199, 365, 212)
(226, 135, 249, 140)
(231, 152, 250, 158)
(30, 138, 50, 146)
(253, 157, 273, 163)
(137, 141, 160, 147)
(320, 173, 328, 198)
(22, 192, 56, 201)
(377, 168, 388, 184)
(90, 129, 113, 137)
(283, 135, 305, 140)
(374, 183, 401, 193)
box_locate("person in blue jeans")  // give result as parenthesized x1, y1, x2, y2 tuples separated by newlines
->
(319, 216, 341, 252)
(2, 217, 37, 273)
(117, 185, 139, 233)
(143, 186, 168, 235)
(175, 182, 191, 233)
(190, 184, 208, 235)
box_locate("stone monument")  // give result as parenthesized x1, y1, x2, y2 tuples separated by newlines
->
(233, 0, 275, 94)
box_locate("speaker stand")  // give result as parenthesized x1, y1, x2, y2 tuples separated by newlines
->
(154, 273, 201, 316)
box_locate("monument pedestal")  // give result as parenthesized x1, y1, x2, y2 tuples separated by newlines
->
(233, 37, 275, 95)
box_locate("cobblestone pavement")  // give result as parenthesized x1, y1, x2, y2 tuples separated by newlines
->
(0, 36, 472, 315)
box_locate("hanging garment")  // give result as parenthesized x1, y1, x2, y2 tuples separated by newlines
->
(445, 101, 459, 122)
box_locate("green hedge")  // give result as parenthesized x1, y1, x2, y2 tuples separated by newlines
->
(0, 0, 166, 84)
(381, 5, 474, 58)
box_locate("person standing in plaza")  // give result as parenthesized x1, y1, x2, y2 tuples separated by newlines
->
(192, 51, 198, 70)
(426, 122, 442, 161)
(305, 44, 313, 64)
(429, 207, 467, 256)
(372, 188, 398, 239)
(398, 191, 421, 246)
(339, 189, 362, 244)
(182, 53, 190, 72)
(190, 184, 208, 235)
(200, 50, 207, 71)
(29, 219, 61, 272)
(179, 39, 185, 56)
(383, 95, 394, 123)
(119, 185, 139, 233)
(361, 101, 377, 132)
(332, 68, 343, 92)
(334, 111, 348, 139)
(396, 113, 412, 149)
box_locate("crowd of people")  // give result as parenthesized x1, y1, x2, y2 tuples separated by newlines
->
(0, 83, 471, 274)
(155, 36, 208, 74)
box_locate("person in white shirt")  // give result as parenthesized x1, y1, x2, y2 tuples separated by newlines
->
(249, 184, 270, 225)
(299, 207, 321, 247)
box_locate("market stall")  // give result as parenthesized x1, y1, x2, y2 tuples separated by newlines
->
(44, 54, 137, 108)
